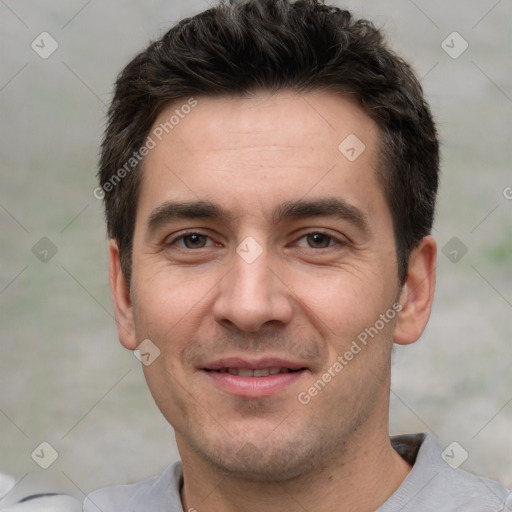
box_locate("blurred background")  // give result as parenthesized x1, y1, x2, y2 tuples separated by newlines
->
(1, 0, 511, 501)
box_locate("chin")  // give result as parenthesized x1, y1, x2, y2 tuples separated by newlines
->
(192, 436, 320, 482)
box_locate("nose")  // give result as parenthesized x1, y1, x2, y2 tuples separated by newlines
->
(212, 248, 293, 332)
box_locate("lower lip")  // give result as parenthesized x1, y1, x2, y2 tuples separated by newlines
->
(203, 370, 306, 398)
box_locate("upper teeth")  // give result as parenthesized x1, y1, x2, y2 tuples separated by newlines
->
(219, 367, 289, 377)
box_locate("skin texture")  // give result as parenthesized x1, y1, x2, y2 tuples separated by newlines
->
(110, 90, 437, 512)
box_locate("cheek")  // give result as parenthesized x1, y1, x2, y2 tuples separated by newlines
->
(288, 266, 390, 339)
(132, 268, 216, 349)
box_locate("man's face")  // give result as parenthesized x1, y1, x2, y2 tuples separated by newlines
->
(119, 91, 404, 479)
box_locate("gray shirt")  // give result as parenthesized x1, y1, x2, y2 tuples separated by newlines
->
(83, 433, 512, 511)
(0, 472, 82, 511)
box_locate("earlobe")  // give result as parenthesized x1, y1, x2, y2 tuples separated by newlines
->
(109, 239, 138, 350)
(393, 235, 437, 346)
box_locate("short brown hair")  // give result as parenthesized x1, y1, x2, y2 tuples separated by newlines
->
(98, 0, 439, 285)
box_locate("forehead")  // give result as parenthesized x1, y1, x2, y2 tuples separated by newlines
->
(137, 90, 384, 224)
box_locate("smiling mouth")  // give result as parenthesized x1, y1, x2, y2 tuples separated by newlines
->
(207, 367, 301, 377)
(203, 363, 308, 397)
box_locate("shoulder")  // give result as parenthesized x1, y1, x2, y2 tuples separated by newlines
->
(1, 494, 82, 511)
(382, 433, 512, 512)
(83, 462, 183, 512)
(438, 468, 512, 511)
(0, 472, 81, 511)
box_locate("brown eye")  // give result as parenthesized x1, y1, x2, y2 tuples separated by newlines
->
(306, 233, 332, 248)
(182, 234, 208, 248)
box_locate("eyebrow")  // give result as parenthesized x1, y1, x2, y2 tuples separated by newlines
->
(273, 198, 370, 234)
(146, 198, 370, 235)
(147, 200, 230, 234)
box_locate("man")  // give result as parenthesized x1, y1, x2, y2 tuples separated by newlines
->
(85, 0, 511, 510)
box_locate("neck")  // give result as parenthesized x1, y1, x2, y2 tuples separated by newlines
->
(178, 422, 411, 512)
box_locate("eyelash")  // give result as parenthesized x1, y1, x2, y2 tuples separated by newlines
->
(166, 230, 344, 250)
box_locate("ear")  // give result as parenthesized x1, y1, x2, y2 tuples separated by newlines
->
(109, 239, 138, 350)
(393, 235, 437, 345)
